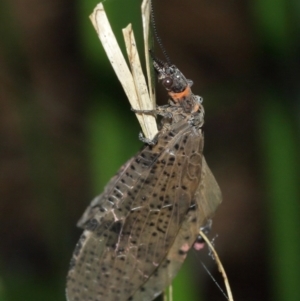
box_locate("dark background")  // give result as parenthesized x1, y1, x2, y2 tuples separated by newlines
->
(1, 0, 300, 300)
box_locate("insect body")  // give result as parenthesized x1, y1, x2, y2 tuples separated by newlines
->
(66, 57, 222, 301)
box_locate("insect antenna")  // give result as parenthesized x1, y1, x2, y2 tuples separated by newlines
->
(149, 49, 166, 68)
(150, 1, 172, 65)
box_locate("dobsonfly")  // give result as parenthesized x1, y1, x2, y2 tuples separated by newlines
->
(66, 1, 222, 301)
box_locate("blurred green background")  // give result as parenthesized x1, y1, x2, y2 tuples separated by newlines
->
(1, 0, 300, 300)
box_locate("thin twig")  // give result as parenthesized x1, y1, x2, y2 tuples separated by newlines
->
(199, 230, 234, 301)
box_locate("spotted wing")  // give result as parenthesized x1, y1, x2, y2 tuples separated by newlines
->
(129, 156, 222, 301)
(66, 126, 204, 301)
(76, 156, 136, 228)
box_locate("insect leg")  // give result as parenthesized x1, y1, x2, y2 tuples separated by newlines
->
(131, 106, 173, 119)
(138, 131, 158, 145)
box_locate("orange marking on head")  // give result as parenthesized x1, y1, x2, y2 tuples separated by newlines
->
(168, 86, 191, 103)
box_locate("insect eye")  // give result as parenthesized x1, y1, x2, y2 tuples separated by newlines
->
(162, 77, 173, 88)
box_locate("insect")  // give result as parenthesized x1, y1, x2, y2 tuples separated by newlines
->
(66, 48, 222, 300)
(66, 0, 222, 299)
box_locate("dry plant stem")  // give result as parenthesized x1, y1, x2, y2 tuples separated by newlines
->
(89, 3, 157, 140)
(168, 284, 173, 301)
(122, 24, 157, 139)
(163, 284, 172, 301)
(141, 0, 155, 106)
(163, 291, 167, 301)
(199, 230, 234, 301)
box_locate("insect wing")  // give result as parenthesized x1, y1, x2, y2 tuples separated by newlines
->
(66, 125, 204, 301)
(129, 197, 199, 301)
(129, 157, 222, 301)
(76, 156, 136, 228)
(194, 157, 222, 225)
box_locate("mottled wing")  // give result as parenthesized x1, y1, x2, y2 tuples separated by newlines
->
(194, 157, 222, 224)
(66, 126, 204, 301)
(77, 156, 136, 228)
(130, 156, 222, 301)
